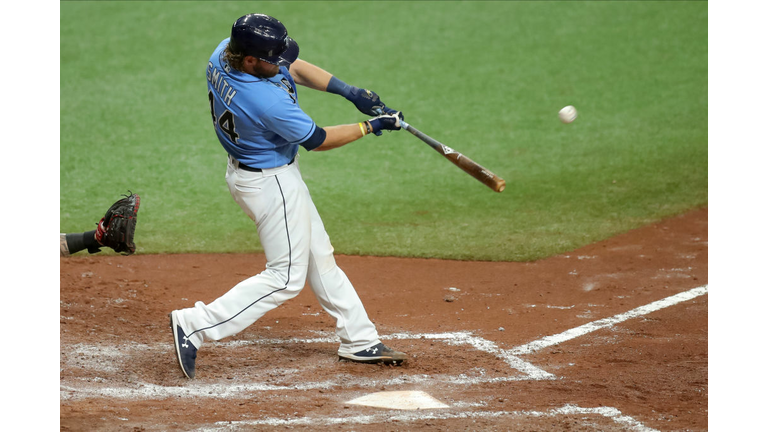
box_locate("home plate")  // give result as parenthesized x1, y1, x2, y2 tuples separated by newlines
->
(346, 391, 449, 410)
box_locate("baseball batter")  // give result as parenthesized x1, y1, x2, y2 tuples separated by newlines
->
(170, 14, 406, 379)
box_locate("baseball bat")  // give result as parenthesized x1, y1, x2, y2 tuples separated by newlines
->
(399, 119, 506, 192)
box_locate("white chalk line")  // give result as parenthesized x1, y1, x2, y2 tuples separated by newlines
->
(384, 332, 555, 380)
(217, 332, 550, 378)
(199, 404, 659, 432)
(60, 372, 529, 401)
(510, 285, 708, 355)
(61, 285, 707, 404)
(60, 331, 538, 402)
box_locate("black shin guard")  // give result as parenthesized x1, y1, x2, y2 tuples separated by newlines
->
(65, 230, 101, 254)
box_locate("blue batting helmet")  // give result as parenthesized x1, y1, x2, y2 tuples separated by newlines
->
(229, 14, 299, 67)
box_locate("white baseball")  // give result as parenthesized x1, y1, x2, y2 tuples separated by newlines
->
(559, 105, 578, 124)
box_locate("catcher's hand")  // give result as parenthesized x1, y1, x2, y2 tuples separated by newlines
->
(94, 192, 140, 255)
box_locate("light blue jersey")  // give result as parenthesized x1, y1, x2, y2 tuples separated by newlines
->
(206, 38, 319, 168)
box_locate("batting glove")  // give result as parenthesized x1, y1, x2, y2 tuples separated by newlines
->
(367, 111, 404, 135)
(347, 87, 389, 116)
(326, 76, 400, 118)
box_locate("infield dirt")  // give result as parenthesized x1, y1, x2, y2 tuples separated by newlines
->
(60, 208, 707, 431)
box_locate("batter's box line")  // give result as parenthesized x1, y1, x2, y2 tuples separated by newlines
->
(213, 331, 555, 380)
(60, 285, 707, 401)
(509, 285, 708, 356)
(381, 332, 555, 380)
(60, 372, 531, 402)
(383, 285, 707, 380)
(201, 404, 660, 432)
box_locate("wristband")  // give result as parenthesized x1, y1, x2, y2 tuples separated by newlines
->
(327, 76, 353, 99)
(358, 122, 367, 137)
(364, 121, 372, 135)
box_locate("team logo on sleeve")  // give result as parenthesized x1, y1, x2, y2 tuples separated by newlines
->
(279, 78, 297, 104)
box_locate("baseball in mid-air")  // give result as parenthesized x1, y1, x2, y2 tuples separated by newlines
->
(559, 105, 578, 124)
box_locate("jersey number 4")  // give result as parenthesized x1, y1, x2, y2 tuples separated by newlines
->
(209, 90, 239, 143)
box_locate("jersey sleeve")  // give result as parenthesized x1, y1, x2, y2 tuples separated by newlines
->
(260, 100, 318, 146)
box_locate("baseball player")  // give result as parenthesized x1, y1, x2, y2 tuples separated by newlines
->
(60, 193, 140, 256)
(169, 14, 407, 379)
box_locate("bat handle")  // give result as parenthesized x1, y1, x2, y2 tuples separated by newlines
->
(399, 119, 411, 131)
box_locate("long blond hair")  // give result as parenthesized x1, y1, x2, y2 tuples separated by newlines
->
(223, 44, 246, 72)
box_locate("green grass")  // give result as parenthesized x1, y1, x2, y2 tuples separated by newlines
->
(61, 1, 707, 261)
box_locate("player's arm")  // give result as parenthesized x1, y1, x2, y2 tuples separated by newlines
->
(262, 97, 402, 152)
(289, 59, 333, 91)
(303, 115, 404, 152)
(310, 124, 366, 151)
(289, 59, 401, 119)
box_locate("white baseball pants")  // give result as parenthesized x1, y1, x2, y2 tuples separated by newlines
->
(174, 155, 381, 355)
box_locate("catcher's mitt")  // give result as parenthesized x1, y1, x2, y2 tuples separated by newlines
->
(94, 192, 140, 255)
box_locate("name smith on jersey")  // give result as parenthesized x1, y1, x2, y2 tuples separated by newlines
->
(207, 62, 237, 106)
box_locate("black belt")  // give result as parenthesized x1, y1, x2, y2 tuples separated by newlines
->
(237, 156, 295, 172)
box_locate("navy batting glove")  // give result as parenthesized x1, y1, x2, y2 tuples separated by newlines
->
(370, 109, 403, 135)
(368, 112, 404, 135)
(382, 106, 399, 115)
(347, 86, 388, 116)
(326, 77, 396, 117)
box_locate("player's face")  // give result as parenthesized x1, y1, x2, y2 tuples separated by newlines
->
(253, 59, 280, 78)
(243, 56, 280, 78)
